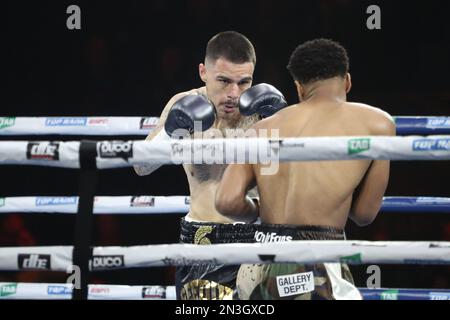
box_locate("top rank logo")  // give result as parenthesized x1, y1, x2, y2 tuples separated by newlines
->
(26, 142, 60, 160)
(98, 141, 133, 161)
(412, 138, 450, 151)
(45, 117, 87, 126)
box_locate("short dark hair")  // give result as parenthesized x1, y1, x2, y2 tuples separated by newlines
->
(205, 31, 256, 65)
(287, 38, 349, 85)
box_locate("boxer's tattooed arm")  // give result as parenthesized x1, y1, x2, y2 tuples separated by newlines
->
(191, 164, 227, 182)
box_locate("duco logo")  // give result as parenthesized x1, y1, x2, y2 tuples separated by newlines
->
(0, 284, 17, 297)
(348, 138, 370, 155)
(0, 117, 15, 130)
(90, 255, 124, 270)
(98, 141, 133, 161)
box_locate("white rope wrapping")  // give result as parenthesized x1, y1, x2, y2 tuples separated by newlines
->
(0, 117, 158, 136)
(1, 282, 449, 300)
(0, 196, 189, 214)
(0, 241, 448, 271)
(1, 116, 449, 136)
(0, 282, 176, 300)
(0, 136, 449, 168)
(1, 196, 449, 214)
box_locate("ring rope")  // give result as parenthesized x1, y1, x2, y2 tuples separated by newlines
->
(0, 196, 449, 214)
(0, 136, 450, 169)
(0, 116, 449, 136)
(1, 282, 448, 300)
(0, 241, 449, 271)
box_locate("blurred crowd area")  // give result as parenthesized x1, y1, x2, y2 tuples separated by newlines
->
(3, 0, 450, 290)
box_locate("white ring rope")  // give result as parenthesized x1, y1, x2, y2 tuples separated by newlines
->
(1, 282, 449, 300)
(0, 116, 449, 135)
(0, 282, 176, 300)
(0, 117, 159, 136)
(1, 196, 449, 214)
(0, 136, 449, 169)
(0, 241, 449, 271)
(0, 196, 189, 214)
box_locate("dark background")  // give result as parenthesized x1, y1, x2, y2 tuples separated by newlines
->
(2, 0, 450, 290)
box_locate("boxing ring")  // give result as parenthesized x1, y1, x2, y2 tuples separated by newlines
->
(0, 116, 449, 300)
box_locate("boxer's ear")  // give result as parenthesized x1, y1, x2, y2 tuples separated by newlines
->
(199, 63, 207, 83)
(345, 73, 352, 94)
(295, 80, 305, 101)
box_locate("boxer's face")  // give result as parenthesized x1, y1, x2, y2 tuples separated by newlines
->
(199, 57, 254, 121)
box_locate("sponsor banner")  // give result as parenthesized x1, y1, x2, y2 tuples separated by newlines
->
(90, 255, 125, 270)
(0, 117, 15, 130)
(45, 117, 87, 127)
(35, 197, 77, 206)
(18, 254, 51, 270)
(26, 142, 60, 161)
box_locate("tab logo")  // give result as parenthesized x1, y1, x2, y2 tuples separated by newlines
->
(0, 283, 17, 297)
(35, 197, 77, 206)
(380, 289, 399, 300)
(142, 286, 166, 299)
(98, 141, 133, 161)
(0, 117, 15, 130)
(140, 117, 158, 130)
(45, 117, 87, 126)
(18, 254, 51, 270)
(348, 138, 370, 155)
(412, 138, 450, 151)
(340, 253, 362, 264)
(26, 142, 60, 160)
(90, 255, 124, 270)
(130, 196, 155, 207)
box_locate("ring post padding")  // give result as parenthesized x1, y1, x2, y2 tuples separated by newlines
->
(72, 140, 98, 300)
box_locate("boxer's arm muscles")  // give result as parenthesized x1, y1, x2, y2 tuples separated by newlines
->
(215, 164, 258, 223)
(349, 116, 396, 226)
(349, 159, 390, 226)
(133, 91, 192, 176)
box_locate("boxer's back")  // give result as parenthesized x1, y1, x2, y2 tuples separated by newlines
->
(254, 100, 394, 229)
